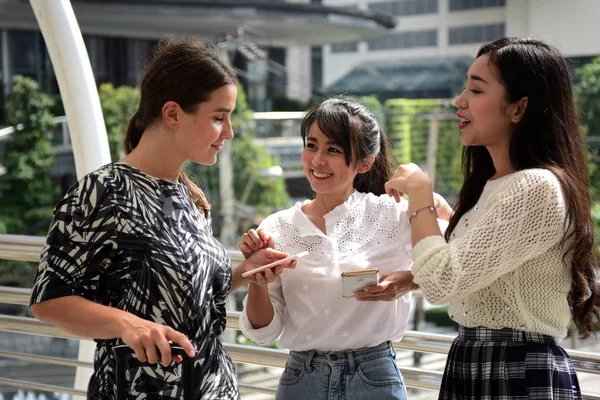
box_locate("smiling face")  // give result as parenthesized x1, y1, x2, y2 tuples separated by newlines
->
(454, 54, 521, 151)
(173, 83, 237, 165)
(302, 122, 365, 198)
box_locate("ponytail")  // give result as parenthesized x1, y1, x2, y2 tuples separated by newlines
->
(179, 171, 211, 218)
(124, 112, 143, 154)
(354, 128, 393, 196)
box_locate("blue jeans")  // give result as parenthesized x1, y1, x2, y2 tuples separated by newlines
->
(275, 341, 407, 400)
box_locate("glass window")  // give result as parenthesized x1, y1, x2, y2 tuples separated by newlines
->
(368, 29, 437, 51)
(9, 30, 40, 80)
(448, 23, 505, 45)
(331, 42, 359, 53)
(449, 0, 505, 11)
(369, 0, 438, 16)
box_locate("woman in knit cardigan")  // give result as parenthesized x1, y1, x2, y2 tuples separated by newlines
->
(377, 37, 600, 399)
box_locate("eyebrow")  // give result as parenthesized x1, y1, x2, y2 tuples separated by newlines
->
(213, 107, 232, 113)
(306, 136, 338, 145)
(469, 74, 488, 84)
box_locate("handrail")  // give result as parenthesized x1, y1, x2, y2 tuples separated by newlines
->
(1, 234, 600, 398)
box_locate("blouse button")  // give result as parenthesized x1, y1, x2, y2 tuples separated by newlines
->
(505, 305, 511, 311)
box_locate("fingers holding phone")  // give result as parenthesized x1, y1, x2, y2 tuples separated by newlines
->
(355, 271, 418, 301)
(243, 249, 307, 286)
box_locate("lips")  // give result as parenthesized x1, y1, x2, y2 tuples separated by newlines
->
(311, 170, 332, 180)
(457, 113, 471, 130)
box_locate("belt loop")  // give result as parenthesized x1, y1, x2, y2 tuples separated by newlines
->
(304, 350, 314, 372)
(521, 331, 528, 343)
(347, 350, 356, 375)
(388, 341, 396, 358)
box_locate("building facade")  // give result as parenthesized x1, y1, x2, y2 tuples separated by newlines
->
(0, 0, 395, 115)
(317, 0, 600, 99)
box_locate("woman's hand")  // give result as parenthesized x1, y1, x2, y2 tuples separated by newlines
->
(238, 229, 274, 259)
(355, 271, 418, 301)
(433, 192, 454, 221)
(243, 247, 297, 286)
(119, 316, 195, 365)
(385, 163, 432, 202)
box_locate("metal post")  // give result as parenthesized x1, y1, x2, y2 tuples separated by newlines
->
(29, 1, 111, 398)
(413, 117, 440, 366)
(1, 30, 9, 96)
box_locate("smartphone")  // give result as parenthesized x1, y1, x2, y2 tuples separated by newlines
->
(241, 251, 309, 278)
(341, 269, 379, 298)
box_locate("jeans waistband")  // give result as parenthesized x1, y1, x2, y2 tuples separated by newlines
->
(458, 326, 556, 344)
(289, 341, 395, 374)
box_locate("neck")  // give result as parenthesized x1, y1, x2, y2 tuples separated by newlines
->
(487, 145, 516, 180)
(310, 188, 355, 216)
(122, 126, 185, 183)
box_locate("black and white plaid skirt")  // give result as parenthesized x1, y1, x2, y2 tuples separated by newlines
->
(439, 326, 582, 400)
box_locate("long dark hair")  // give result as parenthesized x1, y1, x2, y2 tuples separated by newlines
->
(446, 37, 600, 337)
(300, 98, 393, 196)
(124, 37, 237, 216)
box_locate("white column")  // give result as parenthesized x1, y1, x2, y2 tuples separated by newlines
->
(29, 0, 110, 178)
(29, 1, 111, 398)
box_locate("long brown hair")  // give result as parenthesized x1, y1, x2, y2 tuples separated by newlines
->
(124, 37, 237, 216)
(446, 37, 600, 337)
(300, 98, 394, 195)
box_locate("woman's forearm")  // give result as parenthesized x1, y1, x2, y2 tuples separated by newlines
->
(409, 185, 444, 247)
(245, 284, 275, 329)
(230, 262, 251, 293)
(30, 296, 137, 339)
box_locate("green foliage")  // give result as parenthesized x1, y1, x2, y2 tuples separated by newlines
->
(424, 305, 458, 329)
(575, 57, 600, 243)
(0, 75, 56, 234)
(98, 83, 141, 161)
(384, 99, 462, 202)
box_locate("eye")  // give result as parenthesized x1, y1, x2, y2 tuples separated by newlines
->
(305, 143, 316, 150)
(469, 89, 482, 94)
(328, 147, 342, 154)
(215, 117, 224, 122)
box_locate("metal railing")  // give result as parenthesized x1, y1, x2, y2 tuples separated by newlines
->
(1, 234, 599, 398)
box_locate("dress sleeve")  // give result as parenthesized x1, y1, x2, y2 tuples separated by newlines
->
(411, 170, 567, 304)
(30, 173, 118, 305)
(239, 214, 287, 345)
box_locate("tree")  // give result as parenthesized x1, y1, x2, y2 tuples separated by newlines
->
(0, 75, 56, 234)
(0, 75, 56, 287)
(98, 83, 141, 161)
(575, 57, 600, 239)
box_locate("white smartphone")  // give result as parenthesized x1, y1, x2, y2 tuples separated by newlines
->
(241, 251, 309, 278)
(341, 269, 379, 298)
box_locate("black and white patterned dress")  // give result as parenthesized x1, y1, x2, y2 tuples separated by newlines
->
(30, 162, 239, 399)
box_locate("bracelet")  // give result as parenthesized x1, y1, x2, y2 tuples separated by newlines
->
(409, 204, 437, 224)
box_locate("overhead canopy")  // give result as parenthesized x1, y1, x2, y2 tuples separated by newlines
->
(326, 56, 473, 100)
(0, 0, 396, 47)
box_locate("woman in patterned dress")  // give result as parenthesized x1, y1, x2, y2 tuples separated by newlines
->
(385, 37, 600, 399)
(29, 38, 293, 399)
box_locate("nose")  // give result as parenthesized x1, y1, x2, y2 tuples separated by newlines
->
(311, 152, 326, 167)
(455, 90, 467, 109)
(223, 118, 234, 140)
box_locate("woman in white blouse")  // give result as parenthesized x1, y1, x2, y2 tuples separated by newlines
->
(385, 37, 600, 399)
(238, 98, 450, 400)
